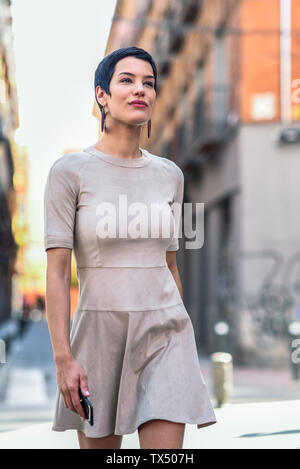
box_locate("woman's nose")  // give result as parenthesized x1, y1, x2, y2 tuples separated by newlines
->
(134, 83, 145, 93)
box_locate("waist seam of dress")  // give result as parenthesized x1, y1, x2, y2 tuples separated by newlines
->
(77, 265, 169, 269)
(75, 301, 184, 313)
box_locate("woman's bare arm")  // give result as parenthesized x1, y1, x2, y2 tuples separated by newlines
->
(46, 247, 89, 419)
(166, 251, 183, 299)
(46, 248, 73, 363)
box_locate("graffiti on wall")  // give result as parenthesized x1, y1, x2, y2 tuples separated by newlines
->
(240, 250, 300, 338)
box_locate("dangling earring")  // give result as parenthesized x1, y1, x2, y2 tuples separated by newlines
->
(101, 110, 106, 133)
(147, 119, 151, 139)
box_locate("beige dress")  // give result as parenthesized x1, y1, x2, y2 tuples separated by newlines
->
(43, 145, 217, 438)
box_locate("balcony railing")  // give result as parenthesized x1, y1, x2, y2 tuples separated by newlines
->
(192, 84, 235, 152)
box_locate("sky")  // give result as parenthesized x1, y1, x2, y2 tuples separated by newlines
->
(10, 0, 117, 266)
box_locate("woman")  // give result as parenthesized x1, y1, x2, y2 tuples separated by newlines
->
(44, 46, 217, 450)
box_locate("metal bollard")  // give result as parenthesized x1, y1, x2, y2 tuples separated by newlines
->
(210, 352, 233, 407)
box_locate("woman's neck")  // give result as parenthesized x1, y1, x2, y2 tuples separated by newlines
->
(95, 133, 142, 159)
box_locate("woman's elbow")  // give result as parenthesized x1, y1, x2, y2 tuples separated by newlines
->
(46, 247, 72, 281)
(166, 250, 178, 272)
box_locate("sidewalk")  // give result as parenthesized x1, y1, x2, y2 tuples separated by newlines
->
(198, 355, 300, 405)
(0, 399, 299, 449)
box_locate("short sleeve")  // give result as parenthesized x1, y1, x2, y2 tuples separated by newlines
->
(43, 158, 79, 252)
(167, 167, 184, 252)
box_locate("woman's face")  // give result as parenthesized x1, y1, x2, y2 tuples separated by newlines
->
(96, 55, 156, 127)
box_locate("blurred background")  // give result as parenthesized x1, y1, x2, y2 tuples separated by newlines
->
(0, 0, 300, 443)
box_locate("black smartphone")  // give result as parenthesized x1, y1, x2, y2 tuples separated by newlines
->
(78, 387, 94, 426)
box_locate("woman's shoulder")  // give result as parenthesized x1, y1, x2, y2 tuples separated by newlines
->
(144, 149, 183, 178)
(48, 149, 91, 176)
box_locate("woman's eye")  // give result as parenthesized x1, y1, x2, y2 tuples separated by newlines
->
(120, 78, 154, 87)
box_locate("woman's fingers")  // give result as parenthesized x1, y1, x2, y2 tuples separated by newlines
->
(57, 363, 89, 420)
(79, 372, 90, 397)
(70, 385, 86, 420)
(63, 387, 76, 413)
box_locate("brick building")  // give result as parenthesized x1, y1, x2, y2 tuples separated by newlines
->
(96, 0, 300, 366)
(0, 0, 20, 323)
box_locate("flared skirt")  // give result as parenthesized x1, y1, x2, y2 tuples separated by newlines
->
(52, 303, 217, 438)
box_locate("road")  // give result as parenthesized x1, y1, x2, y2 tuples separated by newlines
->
(0, 318, 299, 448)
(0, 319, 56, 433)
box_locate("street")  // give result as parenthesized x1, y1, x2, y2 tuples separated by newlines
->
(0, 319, 56, 433)
(0, 319, 299, 448)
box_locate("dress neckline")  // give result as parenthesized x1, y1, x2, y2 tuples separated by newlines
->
(83, 145, 152, 168)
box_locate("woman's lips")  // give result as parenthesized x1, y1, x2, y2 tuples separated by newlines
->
(129, 103, 147, 108)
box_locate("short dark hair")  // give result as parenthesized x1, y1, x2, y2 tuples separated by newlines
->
(94, 46, 157, 115)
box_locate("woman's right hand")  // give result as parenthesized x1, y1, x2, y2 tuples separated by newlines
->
(56, 356, 90, 420)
